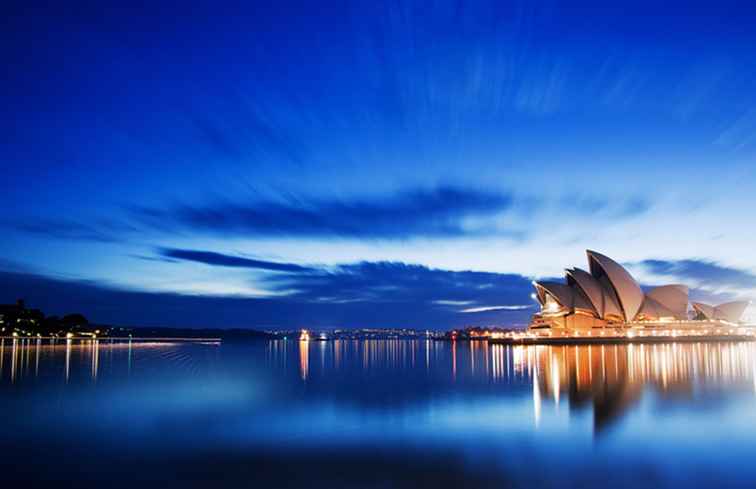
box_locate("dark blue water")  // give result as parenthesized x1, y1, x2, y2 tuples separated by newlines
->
(2, 338, 756, 488)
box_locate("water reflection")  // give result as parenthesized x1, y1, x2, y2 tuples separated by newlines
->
(278, 339, 452, 378)
(91, 340, 100, 380)
(65, 338, 71, 382)
(5, 338, 756, 397)
(262, 339, 756, 435)
(0, 338, 220, 385)
(2, 338, 756, 488)
(299, 339, 309, 381)
(11, 339, 18, 382)
(4, 338, 756, 432)
(452, 340, 457, 381)
(35, 338, 40, 376)
(523, 342, 756, 432)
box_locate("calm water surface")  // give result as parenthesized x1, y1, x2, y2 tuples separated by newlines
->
(2, 338, 756, 488)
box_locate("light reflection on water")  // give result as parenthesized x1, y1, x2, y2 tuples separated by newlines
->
(2, 338, 756, 488)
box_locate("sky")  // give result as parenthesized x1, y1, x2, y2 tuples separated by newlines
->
(3, 1, 756, 329)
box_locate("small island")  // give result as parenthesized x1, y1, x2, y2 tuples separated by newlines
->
(0, 299, 99, 339)
(0, 299, 270, 341)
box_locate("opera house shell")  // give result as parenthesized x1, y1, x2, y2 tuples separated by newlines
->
(530, 250, 749, 332)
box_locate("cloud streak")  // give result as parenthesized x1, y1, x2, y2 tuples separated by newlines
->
(262, 261, 533, 310)
(9, 185, 653, 245)
(159, 248, 314, 273)
(0, 260, 536, 329)
(131, 186, 651, 241)
(459, 305, 532, 313)
(134, 186, 523, 240)
(637, 258, 756, 290)
(10, 218, 135, 243)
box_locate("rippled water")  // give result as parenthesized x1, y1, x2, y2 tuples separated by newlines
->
(2, 337, 756, 488)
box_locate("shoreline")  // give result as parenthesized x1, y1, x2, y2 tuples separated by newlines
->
(488, 334, 756, 346)
(0, 336, 221, 342)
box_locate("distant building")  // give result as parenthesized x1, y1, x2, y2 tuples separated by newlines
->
(0, 299, 44, 335)
(529, 250, 749, 335)
(0, 300, 26, 327)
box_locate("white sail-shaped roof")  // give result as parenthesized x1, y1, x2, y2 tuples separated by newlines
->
(587, 250, 644, 322)
(714, 301, 749, 322)
(566, 267, 622, 319)
(601, 287, 623, 319)
(535, 280, 599, 316)
(572, 287, 597, 314)
(692, 302, 716, 319)
(535, 282, 574, 308)
(646, 285, 689, 320)
(527, 250, 750, 326)
(637, 296, 679, 320)
(693, 301, 749, 323)
(566, 268, 604, 316)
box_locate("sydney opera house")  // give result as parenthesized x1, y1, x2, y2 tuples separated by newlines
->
(528, 250, 750, 337)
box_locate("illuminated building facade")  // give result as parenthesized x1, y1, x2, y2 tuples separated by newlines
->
(529, 250, 749, 335)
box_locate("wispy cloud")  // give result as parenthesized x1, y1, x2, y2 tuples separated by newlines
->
(559, 194, 651, 219)
(433, 299, 475, 306)
(10, 218, 136, 243)
(127, 249, 538, 325)
(133, 186, 524, 240)
(262, 261, 533, 309)
(459, 304, 532, 313)
(515, 57, 569, 115)
(716, 107, 756, 151)
(0, 260, 535, 329)
(636, 258, 756, 290)
(10, 185, 653, 244)
(131, 186, 653, 241)
(671, 58, 730, 122)
(159, 248, 314, 273)
(187, 91, 310, 165)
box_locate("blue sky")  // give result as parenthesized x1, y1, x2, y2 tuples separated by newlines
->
(3, 1, 756, 328)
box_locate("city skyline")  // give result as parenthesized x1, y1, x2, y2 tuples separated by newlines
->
(4, 2, 756, 328)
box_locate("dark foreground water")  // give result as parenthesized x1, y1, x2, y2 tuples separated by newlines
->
(2, 338, 756, 488)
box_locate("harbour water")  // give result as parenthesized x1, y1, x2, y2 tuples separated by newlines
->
(2, 338, 756, 487)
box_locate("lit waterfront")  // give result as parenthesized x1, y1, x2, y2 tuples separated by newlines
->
(0, 338, 220, 383)
(4, 338, 756, 487)
(492, 323, 756, 344)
